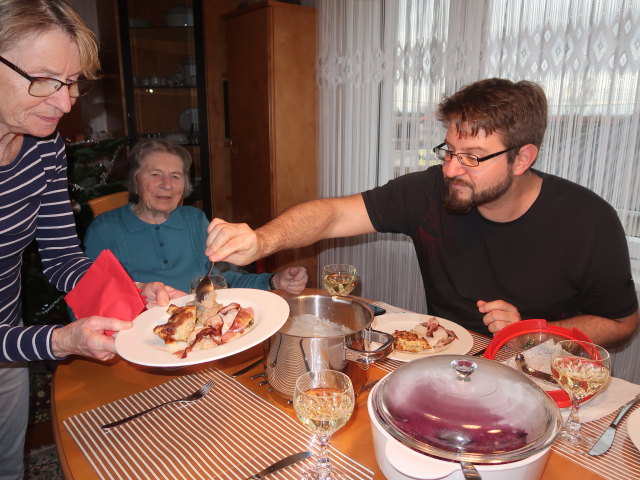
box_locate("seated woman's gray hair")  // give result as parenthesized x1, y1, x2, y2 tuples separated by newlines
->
(125, 138, 193, 203)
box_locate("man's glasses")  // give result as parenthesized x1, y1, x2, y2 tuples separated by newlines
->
(0, 55, 93, 98)
(432, 142, 515, 167)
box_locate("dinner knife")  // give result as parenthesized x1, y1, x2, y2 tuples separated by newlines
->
(355, 379, 380, 397)
(360, 300, 386, 316)
(472, 347, 487, 357)
(588, 393, 640, 456)
(231, 358, 263, 377)
(244, 451, 313, 480)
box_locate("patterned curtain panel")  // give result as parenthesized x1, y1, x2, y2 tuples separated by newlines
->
(316, 0, 428, 311)
(317, 0, 640, 315)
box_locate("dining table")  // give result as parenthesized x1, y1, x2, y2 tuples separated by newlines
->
(52, 289, 638, 480)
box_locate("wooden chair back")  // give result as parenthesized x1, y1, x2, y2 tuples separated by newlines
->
(87, 191, 130, 218)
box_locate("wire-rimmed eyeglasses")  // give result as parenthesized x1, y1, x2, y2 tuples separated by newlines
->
(432, 142, 515, 167)
(0, 55, 94, 98)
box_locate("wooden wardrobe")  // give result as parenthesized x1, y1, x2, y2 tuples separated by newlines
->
(224, 1, 318, 285)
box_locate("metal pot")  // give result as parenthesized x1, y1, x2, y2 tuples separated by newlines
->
(264, 294, 394, 398)
(368, 355, 563, 480)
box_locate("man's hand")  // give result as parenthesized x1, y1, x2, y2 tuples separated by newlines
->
(138, 281, 185, 308)
(51, 316, 133, 360)
(477, 299, 522, 334)
(272, 267, 308, 295)
(205, 219, 262, 265)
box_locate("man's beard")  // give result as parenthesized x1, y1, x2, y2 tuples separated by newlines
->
(443, 169, 514, 214)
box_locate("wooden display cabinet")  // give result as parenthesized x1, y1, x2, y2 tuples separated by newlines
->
(117, 0, 210, 214)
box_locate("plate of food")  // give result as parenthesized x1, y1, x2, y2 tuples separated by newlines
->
(371, 312, 473, 361)
(628, 408, 640, 451)
(115, 289, 289, 367)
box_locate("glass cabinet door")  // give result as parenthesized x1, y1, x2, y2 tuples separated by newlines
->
(117, 0, 210, 214)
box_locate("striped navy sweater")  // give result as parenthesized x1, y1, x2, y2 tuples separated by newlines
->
(0, 133, 91, 361)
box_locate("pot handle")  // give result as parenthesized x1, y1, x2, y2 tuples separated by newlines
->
(345, 329, 394, 364)
(384, 440, 456, 479)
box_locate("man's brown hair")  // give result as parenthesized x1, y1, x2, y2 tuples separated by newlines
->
(437, 78, 548, 158)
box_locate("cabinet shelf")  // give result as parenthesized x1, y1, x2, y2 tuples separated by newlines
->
(133, 86, 196, 91)
(129, 26, 194, 30)
(137, 136, 200, 148)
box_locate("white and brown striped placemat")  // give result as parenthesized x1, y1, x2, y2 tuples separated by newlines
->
(369, 302, 640, 480)
(64, 368, 373, 480)
(551, 404, 640, 480)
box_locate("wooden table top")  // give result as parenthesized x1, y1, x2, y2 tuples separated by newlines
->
(52, 346, 606, 480)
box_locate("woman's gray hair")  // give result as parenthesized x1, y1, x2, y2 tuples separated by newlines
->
(125, 138, 193, 203)
(0, 0, 100, 79)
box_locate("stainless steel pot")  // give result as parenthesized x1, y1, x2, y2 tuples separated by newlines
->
(264, 294, 394, 398)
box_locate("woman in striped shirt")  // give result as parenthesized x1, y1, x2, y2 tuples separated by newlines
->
(0, 1, 180, 477)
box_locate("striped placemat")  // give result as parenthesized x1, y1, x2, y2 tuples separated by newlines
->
(552, 404, 640, 480)
(368, 302, 640, 480)
(64, 368, 373, 480)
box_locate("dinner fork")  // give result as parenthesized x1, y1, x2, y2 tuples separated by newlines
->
(101, 379, 215, 430)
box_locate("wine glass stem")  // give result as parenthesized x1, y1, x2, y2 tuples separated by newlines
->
(314, 434, 332, 480)
(564, 396, 582, 443)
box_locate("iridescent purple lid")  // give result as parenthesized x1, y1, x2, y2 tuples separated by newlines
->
(371, 355, 562, 464)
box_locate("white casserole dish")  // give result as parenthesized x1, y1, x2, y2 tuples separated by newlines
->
(366, 355, 561, 480)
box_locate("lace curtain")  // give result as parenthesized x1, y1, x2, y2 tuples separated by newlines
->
(317, 0, 430, 312)
(317, 0, 640, 380)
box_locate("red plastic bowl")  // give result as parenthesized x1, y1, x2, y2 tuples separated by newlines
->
(483, 319, 592, 408)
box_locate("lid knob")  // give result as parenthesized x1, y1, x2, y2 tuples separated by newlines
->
(451, 359, 477, 381)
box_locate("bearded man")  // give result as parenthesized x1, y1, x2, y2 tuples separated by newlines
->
(204, 78, 638, 347)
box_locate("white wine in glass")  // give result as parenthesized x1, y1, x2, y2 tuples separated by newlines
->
(293, 370, 355, 480)
(550, 340, 611, 454)
(322, 264, 357, 296)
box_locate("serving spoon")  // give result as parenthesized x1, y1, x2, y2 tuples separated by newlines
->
(515, 354, 558, 385)
(194, 262, 214, 302)
(438, 431, 482, 480)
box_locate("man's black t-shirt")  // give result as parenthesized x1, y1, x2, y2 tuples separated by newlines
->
(362, 166, 637, 335)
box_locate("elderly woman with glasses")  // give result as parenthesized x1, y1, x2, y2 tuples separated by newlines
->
(0, 2, 180, 476)
(84, 138, 309, 294)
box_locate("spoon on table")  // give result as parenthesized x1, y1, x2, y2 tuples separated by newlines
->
(194, 262, 214, 302)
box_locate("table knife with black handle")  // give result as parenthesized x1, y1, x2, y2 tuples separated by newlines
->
(231, 358, 263, 377)
(243, 451, 313, 480)
(359, 299, 386, 316)
(588, 393, 640, 456)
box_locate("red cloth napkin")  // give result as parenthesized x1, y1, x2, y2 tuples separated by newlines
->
(66, 250, 145, 334)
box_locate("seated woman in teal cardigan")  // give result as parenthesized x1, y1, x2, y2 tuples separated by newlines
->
(83, 138, 308, 294)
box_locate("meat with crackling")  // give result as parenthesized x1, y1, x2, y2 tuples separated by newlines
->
(153, 305, 197, 344)
(221, 307, 254, 343)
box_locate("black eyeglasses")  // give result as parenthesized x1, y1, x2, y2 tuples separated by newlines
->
(432, 142, 515, 167)
(0, 55, 93, 98)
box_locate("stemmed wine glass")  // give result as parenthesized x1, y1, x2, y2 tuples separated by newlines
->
(322, 264, 357, 296)
(550, 340, 611, 453)
(293, 370, 355, 480)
